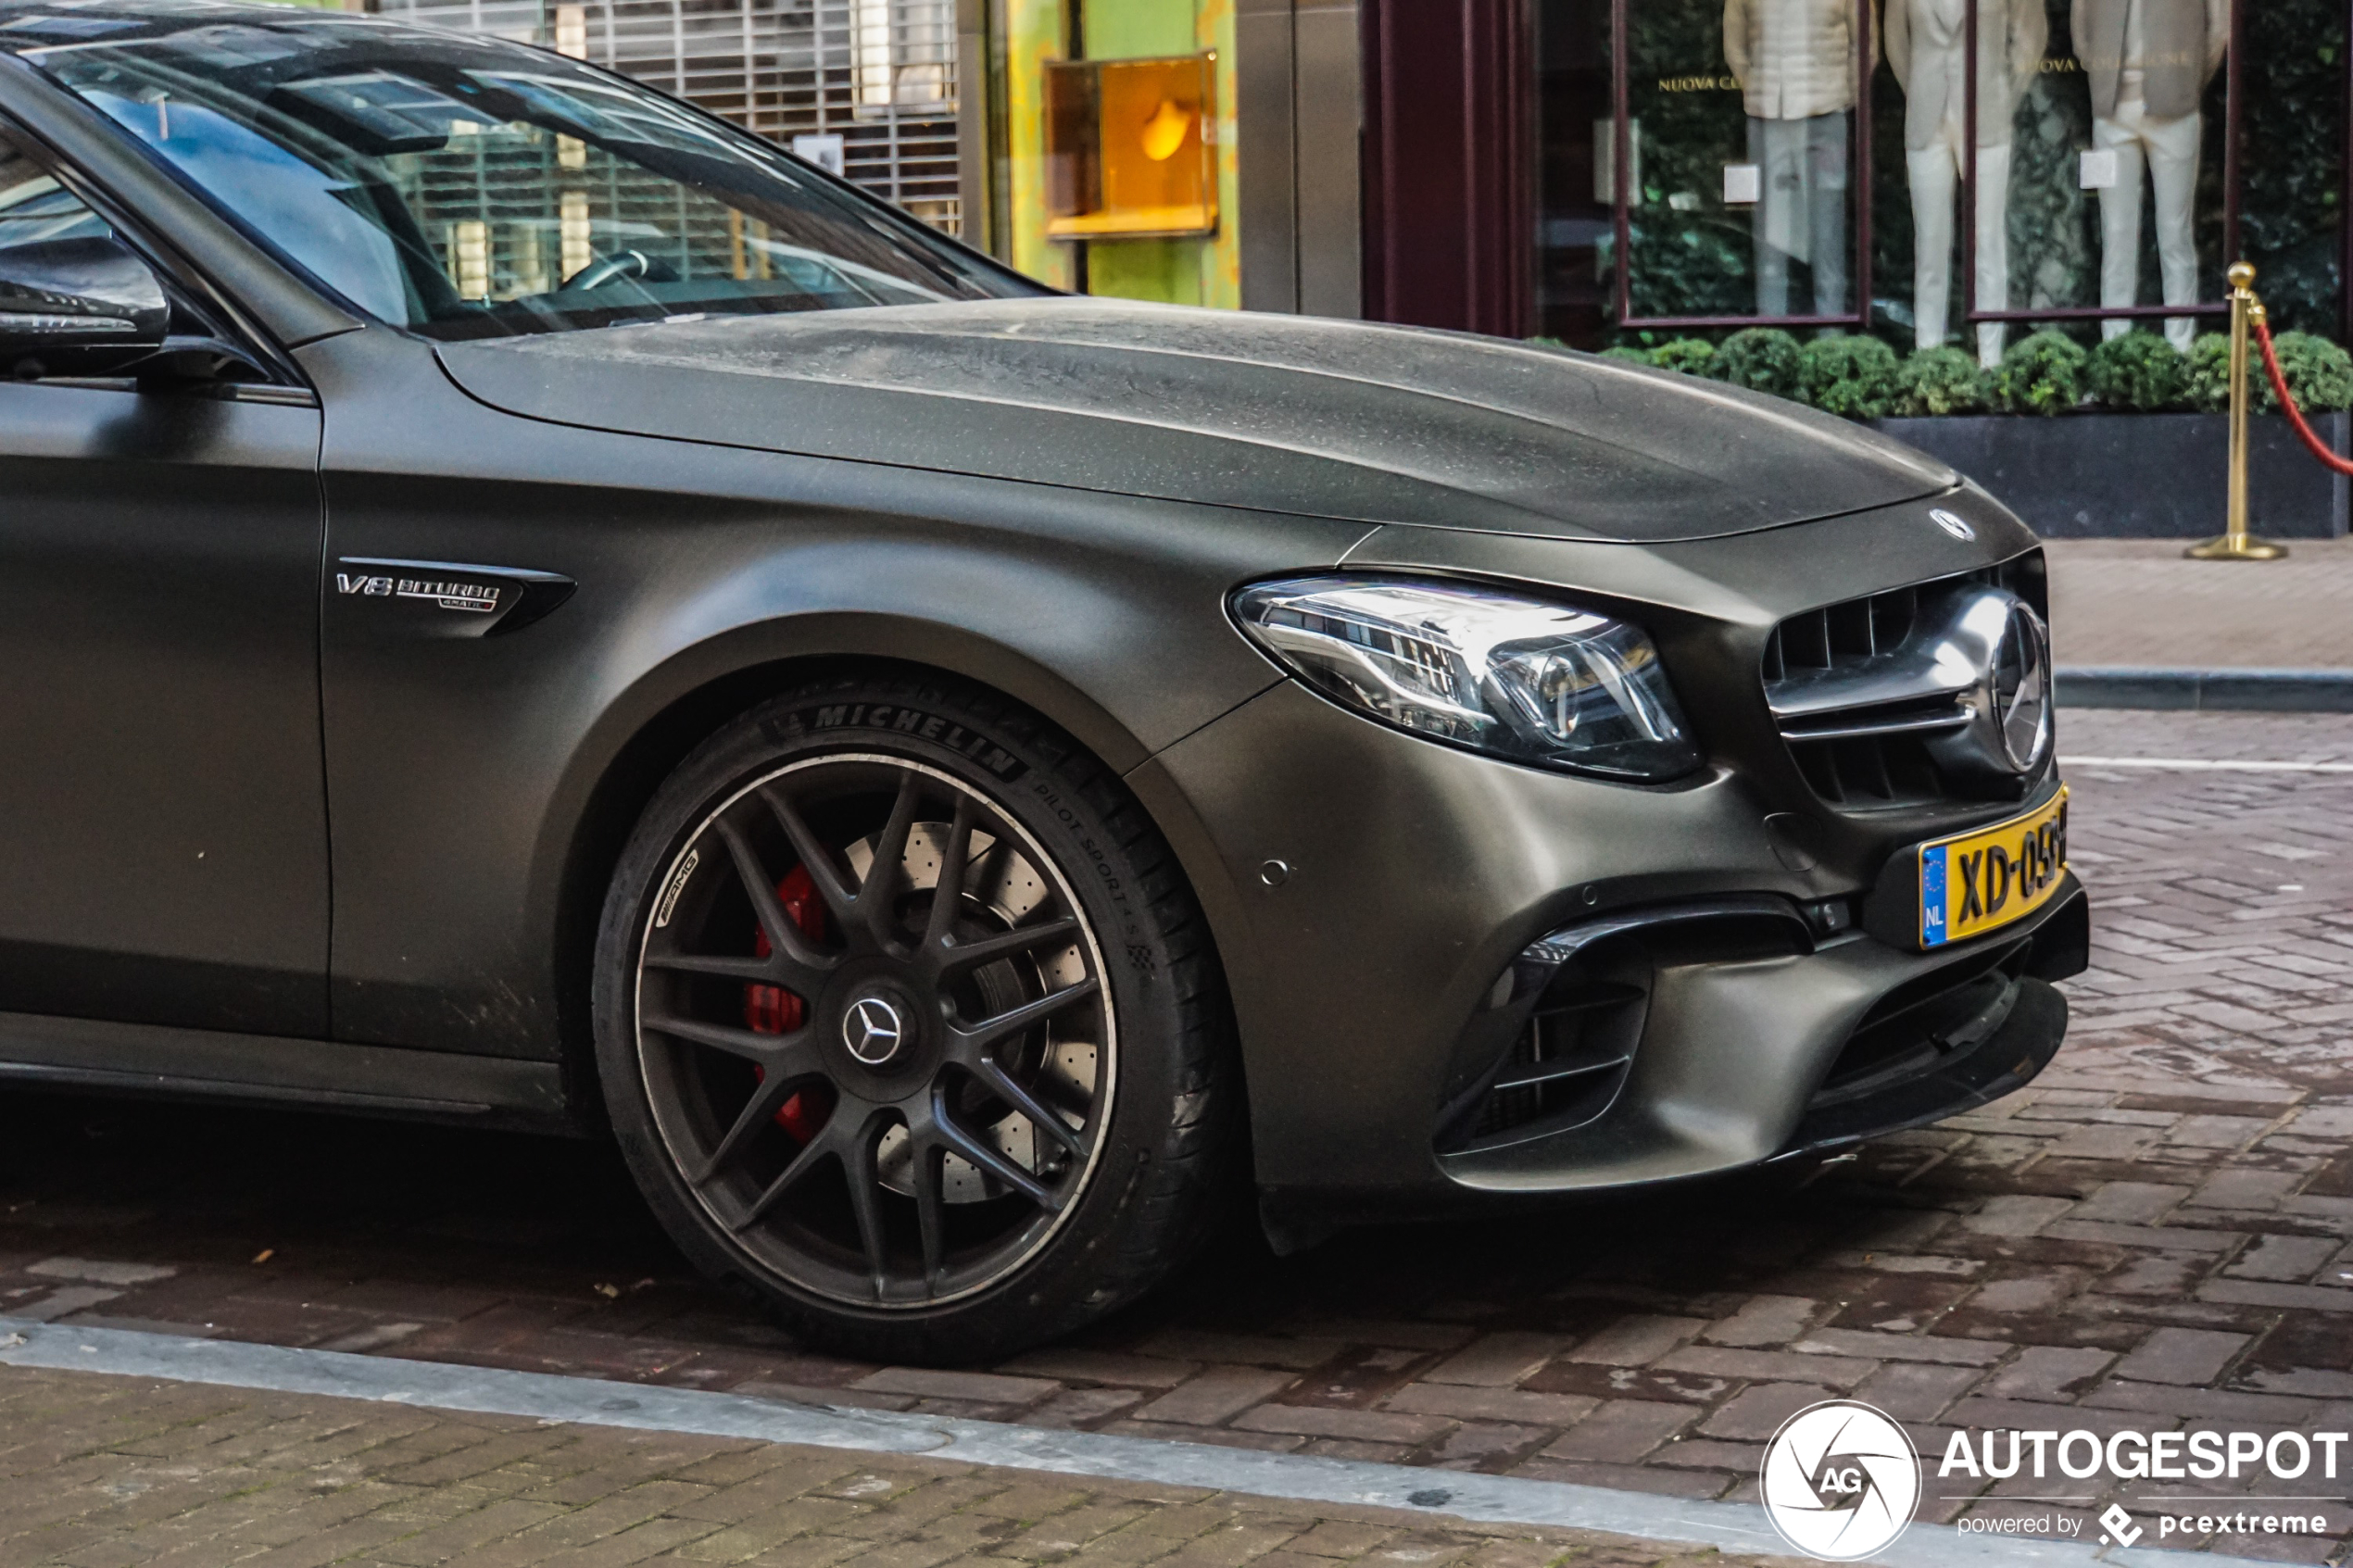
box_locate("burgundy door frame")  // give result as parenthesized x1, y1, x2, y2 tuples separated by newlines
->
(1361, 0, 1534, 337)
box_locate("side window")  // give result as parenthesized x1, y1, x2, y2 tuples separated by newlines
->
(0, 134, 113, 259)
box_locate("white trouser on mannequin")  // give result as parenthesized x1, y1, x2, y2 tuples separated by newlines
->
(1751, 111, 1849, 318)
(2095, 96, 2202, 351)
(1907, 132, 2011, 366)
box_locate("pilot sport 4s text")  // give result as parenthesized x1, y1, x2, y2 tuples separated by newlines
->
(0, 1, 2084, 1361)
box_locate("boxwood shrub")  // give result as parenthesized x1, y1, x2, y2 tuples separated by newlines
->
(1550, 327, 2353, 419)
(1991, 330, 2088, 416)
(2085, 332, 2187, 411)
(1796, 334, 1900, 419)
(2266, 330, 2353, 413)
(1711, 327, 1804, 397)
(2183, 332, 2233, 412)
(1894, 345, 1989, 416)
(1648, 338, 1718, 377)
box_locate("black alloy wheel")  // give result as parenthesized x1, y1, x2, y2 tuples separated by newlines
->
(596, 674, 1234, 1361)
(638, 750, 1113, 1305)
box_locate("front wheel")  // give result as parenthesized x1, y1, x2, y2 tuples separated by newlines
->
(594, 673, 1235, 1362)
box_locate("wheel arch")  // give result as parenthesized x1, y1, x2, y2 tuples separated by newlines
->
(540, 614, 1175, 1130)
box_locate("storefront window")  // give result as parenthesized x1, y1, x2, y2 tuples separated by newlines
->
(1534, 0, 2347, 353)
(1552, 0, 1878, 331)
(2235, 0, 2349, 334)
(1989, 0, 2227, 352)
(1535, 0, 1616, 342)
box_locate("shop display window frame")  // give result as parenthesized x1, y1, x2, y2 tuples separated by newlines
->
(1604, 0, 2283, 336)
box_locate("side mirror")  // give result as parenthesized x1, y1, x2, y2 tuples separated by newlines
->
(0, 234, 170, 380)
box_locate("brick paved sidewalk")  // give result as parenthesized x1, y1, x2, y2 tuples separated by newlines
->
(0, 709, 2347, 1560)
(2047, 539, 2353, 669)
(0, 1363, 1772, 1568)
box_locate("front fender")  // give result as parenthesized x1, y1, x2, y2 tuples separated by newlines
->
(302, 325, 1365, 1065)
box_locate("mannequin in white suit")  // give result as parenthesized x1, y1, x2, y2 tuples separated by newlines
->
(2073, 0, 2227, 348)
(1725, 0, 1875, 317)
(1888, 0, 2045, 365)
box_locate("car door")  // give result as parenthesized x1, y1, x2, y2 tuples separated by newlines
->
(0, 127, 330, 1037)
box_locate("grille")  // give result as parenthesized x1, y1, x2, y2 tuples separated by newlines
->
(1763, 553, 2045, 809)
(373, 0, 963, 237)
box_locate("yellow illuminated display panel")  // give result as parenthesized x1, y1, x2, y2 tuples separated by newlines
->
(1042, 53, 1217, 240)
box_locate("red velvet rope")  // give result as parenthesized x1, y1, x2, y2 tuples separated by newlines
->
(2256, 318, 2353, 477)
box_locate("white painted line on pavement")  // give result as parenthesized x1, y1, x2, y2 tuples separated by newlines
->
(0, 1318, 2287, 1568)
(2064, 756, 2353, 773)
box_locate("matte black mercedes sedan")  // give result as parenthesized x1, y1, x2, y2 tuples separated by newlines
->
(0, 1, 2083, 1361)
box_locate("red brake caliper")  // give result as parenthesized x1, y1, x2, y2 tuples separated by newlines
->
(746, 865, 831, 1142)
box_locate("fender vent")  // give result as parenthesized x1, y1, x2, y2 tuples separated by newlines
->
(1455, 980, 1645, 1147)
(1435, 897, 1811, 1158)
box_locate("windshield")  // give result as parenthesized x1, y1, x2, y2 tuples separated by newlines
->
(11, 7, 1038, 339)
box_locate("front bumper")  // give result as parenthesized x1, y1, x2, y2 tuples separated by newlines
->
(1128, 671, 2082, 1232)
(1440, 875, 2082, 1193)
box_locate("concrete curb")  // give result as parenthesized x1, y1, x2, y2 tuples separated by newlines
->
(2057, 667, 2353, 713)
(0, 1318, 2289, 1568)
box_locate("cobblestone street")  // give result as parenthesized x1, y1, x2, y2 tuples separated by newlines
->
(0, 709, 2348, 1562)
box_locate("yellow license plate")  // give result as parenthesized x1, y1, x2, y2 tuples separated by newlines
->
(1919, 787, 2069, 949)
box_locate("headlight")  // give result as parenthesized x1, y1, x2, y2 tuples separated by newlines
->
(1231, 575, 1700, 781)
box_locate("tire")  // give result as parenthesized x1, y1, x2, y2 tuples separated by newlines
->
(594, 670, 1236, 1363)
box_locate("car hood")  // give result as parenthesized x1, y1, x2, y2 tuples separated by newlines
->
(434, 297, 1955, 544)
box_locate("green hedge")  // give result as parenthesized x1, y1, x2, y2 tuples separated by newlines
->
(2085, 332, 2188, 412)
(1569, 326, 2353, 420)
(2181, 332, 2353, 414)
(1713, 328, 1804, 398)
(1797, 336, 1901, 419)
(1894, 347, 1988, 417)
(1990, 332, 2088, 417)
(2268, 332, 2353, 413)
(2183, 333, 2233, 413)
(1648, 338, 1718, 378)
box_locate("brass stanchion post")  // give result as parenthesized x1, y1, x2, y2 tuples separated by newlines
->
(2187, 261, 2288, 560)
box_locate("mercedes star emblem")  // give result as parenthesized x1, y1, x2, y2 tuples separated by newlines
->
(1993, 600, 2053, 772)
(842, 996, 905, 1065)
(1909, 586, 2057, 789)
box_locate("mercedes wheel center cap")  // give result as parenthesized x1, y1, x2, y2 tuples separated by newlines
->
(842, 996, 906, 1065)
